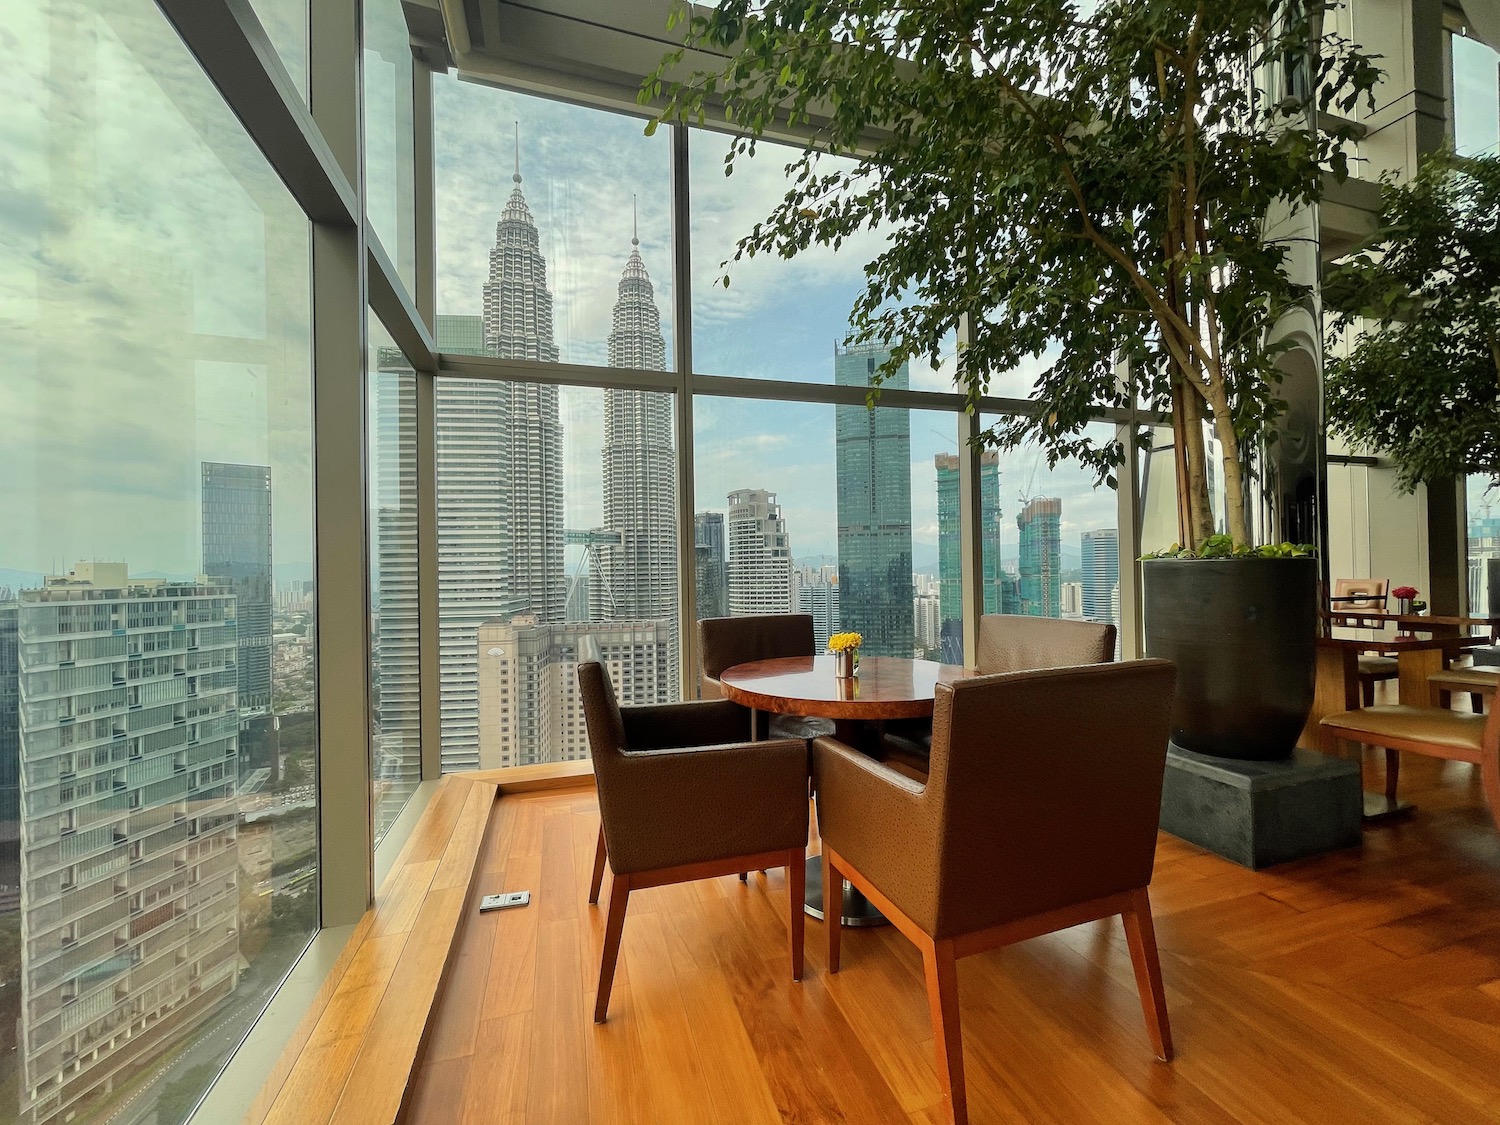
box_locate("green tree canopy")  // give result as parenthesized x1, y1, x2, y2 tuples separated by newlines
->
(1325, 152, 1500, 492)
(647, 0, 1378, 547)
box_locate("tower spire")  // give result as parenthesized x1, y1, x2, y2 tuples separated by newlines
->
(513, 121, 521, 184)
(632, 195, 639, 247)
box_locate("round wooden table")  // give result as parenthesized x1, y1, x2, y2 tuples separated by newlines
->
(720, 654, 974, 926)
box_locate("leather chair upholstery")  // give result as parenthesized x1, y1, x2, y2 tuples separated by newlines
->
(974, 614, 1117, 675)
(815, 660, 1178, 1125)
(578, 660, 811, 1022)
(883, 615, 1117, 772)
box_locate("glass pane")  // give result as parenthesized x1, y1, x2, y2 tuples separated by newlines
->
(1467, 476, 1500, 615)
(977, 420, 1123, 631)
(1, 4, 317, 1122)
(364, 0, 416, 291)
(1139, 425, 1182, 557)
(694, 389, 957, 660)
(689, 132, 961, 391)
(369, 320, 420, 843)
(434, 78, 674, 367)
(247, 0, 307, 101)
(436, 382, 681, 770)
(1453, 33, 1500, 157)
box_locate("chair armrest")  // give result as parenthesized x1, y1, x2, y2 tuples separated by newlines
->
(621, 698, 753, 750)
(812, 736, 940, 933)
(599, 739, 809, 876)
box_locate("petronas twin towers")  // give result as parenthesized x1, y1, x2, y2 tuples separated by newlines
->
(436, 152, 676, 771)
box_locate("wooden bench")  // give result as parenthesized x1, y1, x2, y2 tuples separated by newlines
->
(1429, 665, 1499, 713)
(1321, 703, 1500, 831)
(246, 775, 498, 1125)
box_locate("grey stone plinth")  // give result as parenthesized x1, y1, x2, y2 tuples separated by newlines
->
(1160, 743, 1362, 870)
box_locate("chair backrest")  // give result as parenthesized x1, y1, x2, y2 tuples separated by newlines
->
(698, 614, 816, 695)
(974, 614, 1117, 675)
(923, 659, 1177, 939)
(1331, 578, 1389, 611)
(577, 659, 628, 769)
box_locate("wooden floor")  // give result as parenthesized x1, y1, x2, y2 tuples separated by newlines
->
(407, 752, 1500, 1125)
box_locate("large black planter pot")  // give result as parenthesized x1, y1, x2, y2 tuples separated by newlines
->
(1142, 556, 1318, 762)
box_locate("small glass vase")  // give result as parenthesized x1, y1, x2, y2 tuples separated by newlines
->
(1396, 597, 1413, 616)
(833, 649, 859, 678)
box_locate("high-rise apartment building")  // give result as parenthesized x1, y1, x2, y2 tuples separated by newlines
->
(834, 343, 913, 657)
(1080, 528, 1121, 625)
(694, 511, 729, 621)
(598, 229, 677, 698)
(201, 462, 273, 711)
(935, 450, 1005, 663)
(726, 490, 793, 616)
(17, 563, 240, 1125)
(476, 615, 670, 768)
(1, 601, 19, 911)
(371, 356, 422, 811)
(798, 573, 840, 651)
(913, 591, 942, 653)
(1018, 497, 1063, 617)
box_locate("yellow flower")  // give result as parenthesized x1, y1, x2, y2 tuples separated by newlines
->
(828, 632, 863, 653)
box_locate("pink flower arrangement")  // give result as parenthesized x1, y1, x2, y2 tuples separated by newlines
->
(1392, 586, 1419, 601)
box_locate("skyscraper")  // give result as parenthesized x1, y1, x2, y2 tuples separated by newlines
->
(598, 223, 677, 697)
(1080, 528, 1121, 625)
(694, 511, 729, 620)
(798, 572, 840, 651)
(435, 150, 566, 771)
(17, 564, 240, 1123)
(935, 450, 1004, 663)
(1018, 497, 1063, 617)
(726, 489, 793, 616)
(834, 342, 913, 657)
(486, 157, 565, 626)
(0, 600, 18, 910)
(201, 462, 273, 710)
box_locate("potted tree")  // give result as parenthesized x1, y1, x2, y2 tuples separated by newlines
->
(646, 0, 1379, 761)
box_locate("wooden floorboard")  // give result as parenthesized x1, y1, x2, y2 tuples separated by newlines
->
(405, 743, 1500, 1125)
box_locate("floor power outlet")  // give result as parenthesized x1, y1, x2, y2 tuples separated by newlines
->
(479, 891, 531, 912)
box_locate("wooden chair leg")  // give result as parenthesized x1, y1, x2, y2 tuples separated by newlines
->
(1361, 679, 1376, 708)
(1384, 748, 1400, 804)
(787, 848, 805, 982)
(920, 936, 967, 1125)
(594, 874, 631, 1024)
(823, 852, 842, 975)
(739, 872, 748, 882)
(1472, 691, 1485, 714)
(1481, 762, 1500, 834)
(1121, 887, 1174, 1061)
(588, 824, 607, 905)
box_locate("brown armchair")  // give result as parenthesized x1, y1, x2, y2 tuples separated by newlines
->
(815, 660, 1178, 1125)
(884, 615, 1118, 772)
(577, 660, 810, 1023)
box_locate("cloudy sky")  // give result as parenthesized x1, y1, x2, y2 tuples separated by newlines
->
(0, 3, 314, 584)
(433, 75, 1121, 568)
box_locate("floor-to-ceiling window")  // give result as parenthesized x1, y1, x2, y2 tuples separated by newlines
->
(0, 3, 318, 1122)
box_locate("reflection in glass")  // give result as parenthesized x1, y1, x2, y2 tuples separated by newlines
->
(1453, 33, 1500, 157)
(0, 4, 316, 1122)
(370, 320, 420, 844)
(1467, 475, 1500, 615)
(247, 0, 307, 100)
(364, 0, 416, 290)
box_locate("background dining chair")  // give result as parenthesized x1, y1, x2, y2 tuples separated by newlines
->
(699, 613, 835, 742)
(883, 614, 1117, 774)
(815, 660, 1179, 1125)
(577, 660, 810, 1023)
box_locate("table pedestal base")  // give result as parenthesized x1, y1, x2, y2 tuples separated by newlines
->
(802, 853, 886, 927)
(1363, 793, 1417, 822)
